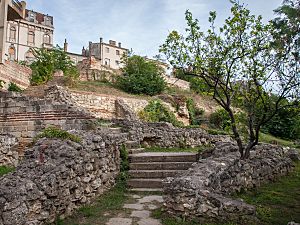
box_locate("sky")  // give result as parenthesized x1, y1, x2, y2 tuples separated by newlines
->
(26, 0, 283, 58)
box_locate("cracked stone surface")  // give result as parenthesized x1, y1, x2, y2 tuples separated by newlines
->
(104, 194, 163, 225)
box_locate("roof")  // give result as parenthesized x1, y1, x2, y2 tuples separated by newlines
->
(25, 9, 53, 27)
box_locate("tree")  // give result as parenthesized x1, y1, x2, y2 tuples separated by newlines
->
(30, 46, 79, 86)
(159, 1, 300, 159)
(117, 55, 166, 96)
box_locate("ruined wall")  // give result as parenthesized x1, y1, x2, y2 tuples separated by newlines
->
(163, 76, 190, 91)
(0, 134, 19, 167)
(0, 130, 127, 225)
(70, 91, 149, 119)
(0, 87, 94, 140)
(114, 120, 231, 148)
(163, 142, 299, 224)
(0, 61, 31, 90)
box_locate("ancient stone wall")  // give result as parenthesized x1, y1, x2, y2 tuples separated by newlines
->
(0, 87, 94, 140)
(0, 134, 19, 167)
(114, 120, 231, 148)
(0, 130, 127, 225)
(163, 142, 299, 224)
(70, 91, 149, 119)
(0, 61, 31, 90)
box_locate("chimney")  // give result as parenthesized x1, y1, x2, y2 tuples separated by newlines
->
(63, 39, 68, 52)
(109, 40, 116, 46)
(118, 42, 121, 48)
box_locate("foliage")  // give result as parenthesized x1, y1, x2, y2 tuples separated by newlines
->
(116, 55, 166, 96)
(209, 109, 231, 131)
(0, 166, 15, 176)
(34, 126, 81, 143)
(138, 100, 183, 127)
(259, 133, 299, 149)
(119, 144, 129, 181)
(159, 1, 300, 159)
(262, 106, 300, 140)
(0, 80, 5, 89)
(30, 46, 79, 86)
(186, 98, 204, 125)
(236, 162, 300, 225)
(8, 82, 22, 92)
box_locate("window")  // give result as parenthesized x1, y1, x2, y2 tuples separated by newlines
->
(10, 26, 16, 41)
(116, 50, 120, 55)
(29, 12, 35, 22)
(104, 58, 110, 67)
(105, 47, 109, 53)
(25, 49, 35, 63)
(8, 46, 15, 61)
(43, 34, 50, 44)
(115, 60, 120, 65)
(28, 31, 35, 44)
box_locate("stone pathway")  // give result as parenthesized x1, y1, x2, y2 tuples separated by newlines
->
(106, 194, 163, 225)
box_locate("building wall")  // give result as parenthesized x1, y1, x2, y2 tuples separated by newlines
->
(4, 19, 54, 62)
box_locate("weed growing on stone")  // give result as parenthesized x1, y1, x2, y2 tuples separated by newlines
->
(34, 126, 81, 143)
(144, 146, 209, 154)
(119, 144, 129, 181)
(0, 166, 15, 176)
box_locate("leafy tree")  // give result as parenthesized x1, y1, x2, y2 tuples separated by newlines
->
(30, 46, 79, 86)
(116, 55, 166, 96)
(160, 1, 300, 159)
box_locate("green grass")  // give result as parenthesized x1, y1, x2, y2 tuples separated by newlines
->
(236, 162, 300, 225)
(0, 166, 15, 176)
(152, 208, 236, 225)
(259, 133, 299, 148)
(144, 145, 210, 153)
(60, 178, 128, 225)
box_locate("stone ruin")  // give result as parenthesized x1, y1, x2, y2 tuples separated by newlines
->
(163, 142, 300, 224)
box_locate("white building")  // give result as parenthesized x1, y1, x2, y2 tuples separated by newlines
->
(0, 0, 54, 63)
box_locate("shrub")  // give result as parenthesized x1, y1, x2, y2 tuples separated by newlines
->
(138, 100, 183, 127)
(119, 144, 129, 181)
(116, 55, 166, 96)
(34, 126, 81, 143)
(8, 82, 22, 92)
(209, 109, 231, 130)
(30, 46, 79, 86)
(186, 98, 204, 125)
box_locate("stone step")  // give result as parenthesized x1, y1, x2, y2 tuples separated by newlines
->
(129, 162, 194, 170)
(129, 170, 185, 179)
(128, 148, 145, 154)
(129, 152, 198, 163)
(127, 179, 163, 189)
(130, 188, 163, 192)
(125, 140, 140, 149)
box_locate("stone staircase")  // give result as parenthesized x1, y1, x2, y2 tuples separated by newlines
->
(127, 151, 199, 191)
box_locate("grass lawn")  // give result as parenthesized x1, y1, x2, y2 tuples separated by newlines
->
(259, 133, 299, 149)
(58, 178, 130, 225)
(0, 166, 15, 176)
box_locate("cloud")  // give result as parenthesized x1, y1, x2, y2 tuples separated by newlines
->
(26, 0, 283, 57)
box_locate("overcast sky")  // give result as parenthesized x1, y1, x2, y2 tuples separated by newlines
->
(26, 0, 283, 58)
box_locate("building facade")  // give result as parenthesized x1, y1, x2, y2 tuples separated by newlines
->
(82, 38, 128, 70)
(0, 0, 54, 63)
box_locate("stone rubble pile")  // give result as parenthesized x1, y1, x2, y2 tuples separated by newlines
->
(163, 142, 300, 224)
(0, 134, 19, 167)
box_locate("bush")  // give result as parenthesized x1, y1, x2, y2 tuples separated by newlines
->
(119, 144, 129, 181)
(34, 126, 81, 143)
(116, 55, 166, 96)
(30, 46, 79, 86)
(209, 109, 231, 130)
(139, 100, 183, 127)
(8, 82, 22, 92)
(0, 166, 15, 176)
(186, 98, 204, 125)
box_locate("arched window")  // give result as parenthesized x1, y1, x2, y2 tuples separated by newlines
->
(8, 46, 15, 61)
(28, 31, 35, 44)
(10, 26, 16, 40)
(43, 34, 50, 44)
